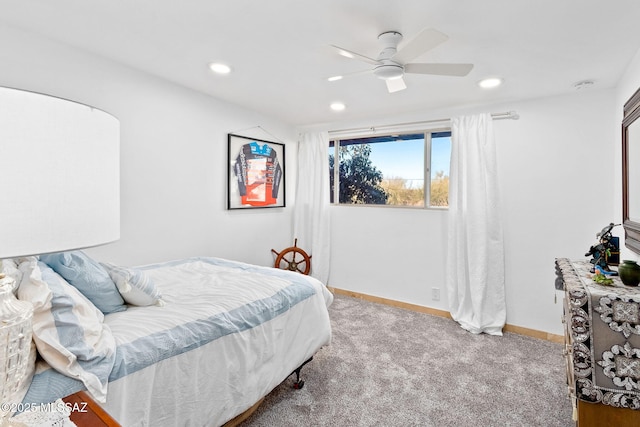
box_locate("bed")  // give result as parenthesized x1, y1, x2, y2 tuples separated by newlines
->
(7, 252, 333, 426)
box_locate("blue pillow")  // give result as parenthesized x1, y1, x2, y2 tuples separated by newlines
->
(40, 251, 126, 314)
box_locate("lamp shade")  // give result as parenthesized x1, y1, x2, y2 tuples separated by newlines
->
(0, 87, 120, 258)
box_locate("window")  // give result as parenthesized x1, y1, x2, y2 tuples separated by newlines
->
(329, 130, 451, 208)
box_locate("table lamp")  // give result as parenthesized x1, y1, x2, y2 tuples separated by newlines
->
(0, 86, 120, 425)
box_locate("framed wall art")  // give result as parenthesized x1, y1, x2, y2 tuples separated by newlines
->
(227, 133, 285, 209)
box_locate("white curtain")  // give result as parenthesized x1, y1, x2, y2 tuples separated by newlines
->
(446, 114, 506, 335)
(292, 132, 331, 284)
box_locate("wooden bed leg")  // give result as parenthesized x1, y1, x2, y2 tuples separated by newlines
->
(291, 357, 313, 389)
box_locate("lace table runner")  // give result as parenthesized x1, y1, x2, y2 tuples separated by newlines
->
(559, 258, 640, 410)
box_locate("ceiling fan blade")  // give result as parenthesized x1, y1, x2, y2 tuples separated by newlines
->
(404, 63, 474, 76)
(392, 28, 449, 64)
(331, 45, 381, 65)
(385, 77, 407, 93)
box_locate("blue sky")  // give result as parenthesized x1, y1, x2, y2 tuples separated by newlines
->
(368, 136, 451, 187)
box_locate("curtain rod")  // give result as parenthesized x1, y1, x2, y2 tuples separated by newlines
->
(328, 110, 519, 137)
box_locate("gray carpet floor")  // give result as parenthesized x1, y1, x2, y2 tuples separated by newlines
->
(242, 294, 574, 426)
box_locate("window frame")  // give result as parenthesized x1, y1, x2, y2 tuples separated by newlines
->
(329, 128, 451, 209)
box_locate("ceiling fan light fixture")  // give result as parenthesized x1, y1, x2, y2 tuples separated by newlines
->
(478, 77, 502, 89)
(209, 62, 232, 75)
(373, 64, 404, 80)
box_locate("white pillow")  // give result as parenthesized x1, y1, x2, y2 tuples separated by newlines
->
(17, 259, 115, 403)
(101, 262, 165, 307)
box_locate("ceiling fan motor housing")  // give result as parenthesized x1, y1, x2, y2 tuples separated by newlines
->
(376, 31, 402, 59)
(374, 31, 404, 80)
(378, 31, 403, 50)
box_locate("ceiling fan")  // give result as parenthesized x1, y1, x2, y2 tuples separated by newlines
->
(329, 28, 473, 93)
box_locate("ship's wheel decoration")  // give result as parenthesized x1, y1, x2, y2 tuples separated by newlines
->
(271, 238, 311, 275)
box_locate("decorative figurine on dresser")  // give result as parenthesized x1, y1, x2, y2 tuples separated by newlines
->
(585, 222, 620, 274)
(556, 258, 640, 427)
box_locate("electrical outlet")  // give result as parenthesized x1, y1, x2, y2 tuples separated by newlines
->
(432, 287, 440, 301)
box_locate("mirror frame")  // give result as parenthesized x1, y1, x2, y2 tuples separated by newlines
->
(622, 86, 640, 254)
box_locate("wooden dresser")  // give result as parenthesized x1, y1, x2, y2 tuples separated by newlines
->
(556, 259, 640, 426)
(62, 391, 120, 427)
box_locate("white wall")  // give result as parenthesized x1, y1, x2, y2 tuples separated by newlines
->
(0, 24, 297, 267)
(325, 89, 616, 336)
(497, 90, 616, 335)
(1, 22, 626, 336)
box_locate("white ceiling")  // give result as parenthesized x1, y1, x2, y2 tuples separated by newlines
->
(2, 0, 640, 127)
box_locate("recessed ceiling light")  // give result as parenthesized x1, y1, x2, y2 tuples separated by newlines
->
(209, 62, 231, 75)
(478, 77, 503, 89)
(330, 102, 346, 112)
(328, 75, 343, 82)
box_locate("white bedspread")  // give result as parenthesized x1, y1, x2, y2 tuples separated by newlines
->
(23, 257, 333, 426)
